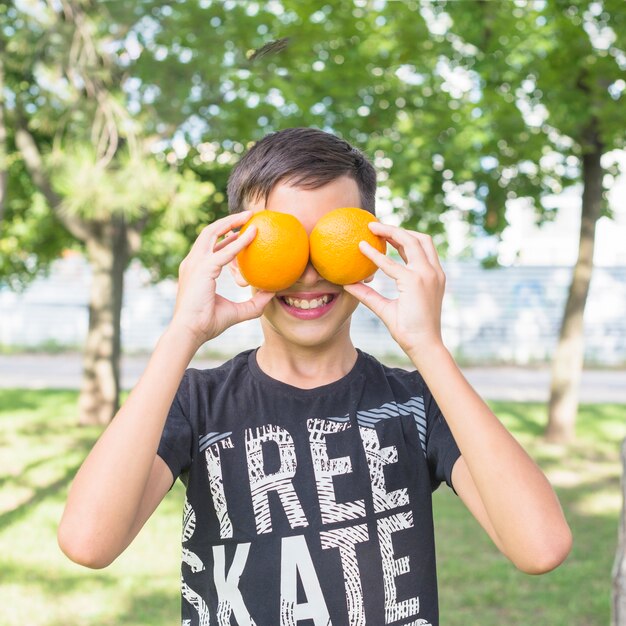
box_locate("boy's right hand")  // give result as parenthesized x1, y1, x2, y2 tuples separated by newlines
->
(58, 214, 271, 568)
(170, 210, 274, 348)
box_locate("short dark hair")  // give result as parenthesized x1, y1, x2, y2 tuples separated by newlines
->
(227, 127, 377, 214)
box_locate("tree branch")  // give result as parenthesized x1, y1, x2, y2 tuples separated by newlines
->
(14, 115, 61, 211)
(14, 112, 93, 242)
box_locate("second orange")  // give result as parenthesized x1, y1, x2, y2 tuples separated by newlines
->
(309, 207, 386, 285)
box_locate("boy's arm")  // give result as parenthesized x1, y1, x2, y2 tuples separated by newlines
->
(58, 211, 273, 569)
(344, 223, 572, 575)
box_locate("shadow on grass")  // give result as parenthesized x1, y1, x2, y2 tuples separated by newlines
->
(0, 452, 77, 489)
(0, 388, 43, 412)
(0, 558, 120, 593)
(1, 560, 178, 625)
(434, 404, 623, 626)
(45, 588, 180, 626)
(0, 388, 81, 414)
(0, 388, 100, 440)
(0, 458, 84, 532)
(553, 472, 621, 560)
(489, 401, 626, 446)
(0, 422, 94, 532)
(434, 468, 620, 626)
(489, 401, 546, 437)
(113, 587, 179, 626)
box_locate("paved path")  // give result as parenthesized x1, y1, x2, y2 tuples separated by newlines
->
(0, 353, 624, 403)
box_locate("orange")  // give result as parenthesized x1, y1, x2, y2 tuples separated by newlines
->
(309, 207, 386, 285)
(236, 210, 309, 291)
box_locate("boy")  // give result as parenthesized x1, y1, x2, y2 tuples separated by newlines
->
(59, 127, 572, 626)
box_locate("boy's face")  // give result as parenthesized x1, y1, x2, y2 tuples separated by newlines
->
(231, 175, 364, 350)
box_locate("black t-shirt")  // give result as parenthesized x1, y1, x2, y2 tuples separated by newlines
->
(158, 349, 461, 626)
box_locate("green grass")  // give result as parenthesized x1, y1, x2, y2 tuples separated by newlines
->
(435, 401, 626, 626)
(0, 389, 184, 625)
(0, 390, 624, 625)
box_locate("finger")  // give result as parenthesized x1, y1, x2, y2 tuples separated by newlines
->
(205, 210, 255, 254)
(368, 222, 418, 266)
(378, 235, 409, 264)
(193, 210, 253, 256)
(369, 222, 430, 269)
(358, 240, 403, 281)
(213, 225, 257, 266)
(232, 290, 275, 323)
(365, 223, 408, 264)
(343, 282, 393, 321)
(406, 231, 444, 271)
(214, 230, 237, 252)
(213, 222, 258, 254)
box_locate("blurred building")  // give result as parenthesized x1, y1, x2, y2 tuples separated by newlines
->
(2, 252, 625, 366)
(3, 162, 626, 366)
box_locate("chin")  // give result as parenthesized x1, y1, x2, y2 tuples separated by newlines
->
(261, 317, 353, 351)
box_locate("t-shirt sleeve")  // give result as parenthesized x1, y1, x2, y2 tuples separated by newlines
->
(157, 371, 193, 484)
(424, 389, 461, 492)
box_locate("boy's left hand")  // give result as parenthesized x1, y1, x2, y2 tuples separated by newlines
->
(343, 222, 446, 367)
(349, 223, 573, 574)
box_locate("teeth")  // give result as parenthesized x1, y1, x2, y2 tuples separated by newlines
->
(284, 295, 330, 310)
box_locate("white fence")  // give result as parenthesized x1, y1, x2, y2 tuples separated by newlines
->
(1, 254, 625, 366)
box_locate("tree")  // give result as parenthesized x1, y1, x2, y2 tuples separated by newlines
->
(5, 0, 622, 432)
(0, 2, 75, 283)
(0, 26, 7, 223)
(5, 0, 466, 423)
(2, 1, 211, 424)
(441, 0, 625, 443)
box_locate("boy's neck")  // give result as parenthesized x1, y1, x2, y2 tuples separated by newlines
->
(255, 338, 358, 389)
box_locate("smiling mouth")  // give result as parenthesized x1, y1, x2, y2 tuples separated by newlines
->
(279, 294, 335, 310)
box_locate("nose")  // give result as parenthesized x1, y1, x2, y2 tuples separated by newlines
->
(296, 260, 323, 286)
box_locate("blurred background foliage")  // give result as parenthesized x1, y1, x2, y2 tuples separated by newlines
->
(1, 3, 626, 620)
(3, 0, 623, 285)
(0, 0, 625, 429)
(0, 0, 626, 623)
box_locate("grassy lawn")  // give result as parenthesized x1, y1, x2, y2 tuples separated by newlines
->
(436, 401, 625, 626)
(0, 389, 624, 625)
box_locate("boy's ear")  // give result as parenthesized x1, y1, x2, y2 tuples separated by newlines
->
(229, 257, 250, 287)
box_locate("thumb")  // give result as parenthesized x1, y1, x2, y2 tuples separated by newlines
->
(343, 283, 391, 321)
(233, 291, 275, 324)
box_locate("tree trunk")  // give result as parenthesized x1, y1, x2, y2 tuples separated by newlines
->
(614, 438, 626, 626)
(545, 134, 603, 443)
(14, 113, 146, 426)
(78, 217, 129, 425)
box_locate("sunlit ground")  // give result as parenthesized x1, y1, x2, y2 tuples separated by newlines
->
(436, 401, 625, 626)
(0, 390, 623, 625)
